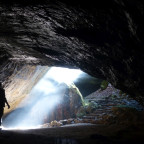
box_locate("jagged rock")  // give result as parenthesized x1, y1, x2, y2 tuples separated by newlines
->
(100, 107, 144, 125)
(76, 85, 144, 125)
(59, 119, 68, 125)
(67, 118, 75, 124)
(50, 120, 62, 127)
(0, 0, 144, 104)
(40, 123, 51, 128)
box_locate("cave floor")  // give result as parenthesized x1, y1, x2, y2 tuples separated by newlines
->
(0, 123, 144, 144)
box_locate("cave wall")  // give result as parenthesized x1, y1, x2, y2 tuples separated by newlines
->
(3, 65, 48, 114)
(0, 0, 144, 104)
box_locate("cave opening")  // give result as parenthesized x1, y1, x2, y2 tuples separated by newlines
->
(2, 66, 102, 130)
(1, 65, 144, 134)
(0, 0, 144, 143)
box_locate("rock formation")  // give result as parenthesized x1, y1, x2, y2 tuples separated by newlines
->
(3, 82, 83, 127)
(44, 83, 83, 123)
(76, 84, 144, 125)
(4, 65, 48, 114)
(0, 0, 144, 104)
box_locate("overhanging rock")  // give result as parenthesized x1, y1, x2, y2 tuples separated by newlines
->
(0, 0, 144, 104)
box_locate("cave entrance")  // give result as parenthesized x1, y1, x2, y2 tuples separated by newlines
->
(2, 66, 102, 130)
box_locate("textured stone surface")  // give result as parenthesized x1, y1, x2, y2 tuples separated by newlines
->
(4, 65, 48, 114)
(77, 84, 144, 125)
(44, 83, 83, 123)
(0, 0, 144, 104)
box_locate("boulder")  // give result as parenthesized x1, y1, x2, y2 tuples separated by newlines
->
(44, 83, 83, 123)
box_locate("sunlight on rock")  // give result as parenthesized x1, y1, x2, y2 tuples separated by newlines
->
(3, 67, 84, 130)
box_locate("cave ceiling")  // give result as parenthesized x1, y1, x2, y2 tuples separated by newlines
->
(0, 0, 144, 104)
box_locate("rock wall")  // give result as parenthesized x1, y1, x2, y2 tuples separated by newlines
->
(75, 84, 144, 125)
(4, 65, 48, 114)
(0, 0, 144, 104)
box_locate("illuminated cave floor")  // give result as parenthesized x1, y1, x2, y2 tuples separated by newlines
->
(1, 85, 144, 144)
(1, 123, 144, 144)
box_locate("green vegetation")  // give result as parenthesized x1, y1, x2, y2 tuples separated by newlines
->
(76, 106, 86, 118)
(100, 80, 108, 90)
(83, 99, 89, 106)
(69, 83, 85, 106)
(76, 100, 101, 118)
(110, 94, 117, 100)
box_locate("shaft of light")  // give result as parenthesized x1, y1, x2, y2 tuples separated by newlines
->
(3, 67, 84, 129)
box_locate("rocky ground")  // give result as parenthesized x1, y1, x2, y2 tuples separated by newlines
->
(39, 84, 144, 127)
(79, 84, 144, 125)
(1, 84, 144, 144)
(0, 84, 144, 144)
(1, 122, 144, 144)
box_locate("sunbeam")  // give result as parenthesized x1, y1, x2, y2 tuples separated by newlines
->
(3, 67, 84, 130)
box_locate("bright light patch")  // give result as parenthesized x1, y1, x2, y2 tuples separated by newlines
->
(3, 67, 84, 130)
(45, 67, 83, 84)
(1, 126, 40, 130)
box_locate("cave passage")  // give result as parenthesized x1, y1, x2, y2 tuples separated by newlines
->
(2, 67, 86, 130)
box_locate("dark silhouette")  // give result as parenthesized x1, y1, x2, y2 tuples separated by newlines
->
(0, 82, 10, 127)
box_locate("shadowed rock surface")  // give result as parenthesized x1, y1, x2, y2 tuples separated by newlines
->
(80, 84, 144, 125)
(1, 0, 144, 104)
(1, 123, 144, 144)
